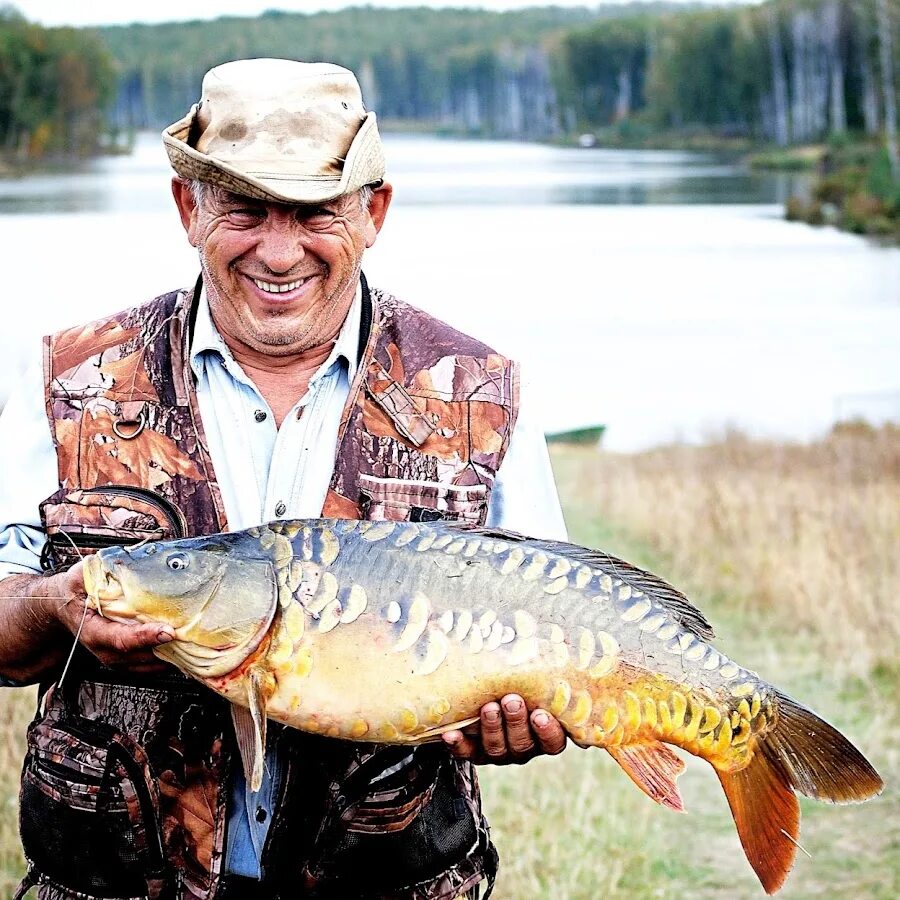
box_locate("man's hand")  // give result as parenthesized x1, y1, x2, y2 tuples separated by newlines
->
(0, 565, 176, 682)
(442, 694, 567, 765)
(48, 562, 175, 674)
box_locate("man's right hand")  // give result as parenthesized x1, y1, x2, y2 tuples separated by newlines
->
(0, 565, 175, 683)
(48, 561, 175, 673)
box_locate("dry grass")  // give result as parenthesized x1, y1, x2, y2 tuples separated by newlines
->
(552, 423, 900, 677)
(0, 425, 897, 897)
(484, 424, 899, 899)
(0, 687, 33, 898)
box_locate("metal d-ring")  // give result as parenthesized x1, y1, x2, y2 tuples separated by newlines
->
(112, 409, 146, 440)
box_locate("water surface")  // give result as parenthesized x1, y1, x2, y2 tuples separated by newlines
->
(1, 133, 897, 451)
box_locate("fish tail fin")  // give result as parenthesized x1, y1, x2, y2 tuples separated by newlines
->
(717, 691, 883, 894)
(716, 741, 799, 894)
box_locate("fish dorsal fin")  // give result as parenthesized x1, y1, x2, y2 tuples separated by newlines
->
(231, 666, 271, 792)
(607, 742, 686, 812)
(446, 524, 714, 640)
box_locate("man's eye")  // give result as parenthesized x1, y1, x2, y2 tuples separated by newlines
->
(300, 209, 337, 230)
(226, 208, 265, 225)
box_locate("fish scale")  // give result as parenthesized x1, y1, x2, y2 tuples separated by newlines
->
(84, 518, 883, 896)
(262, 521, 803, 757)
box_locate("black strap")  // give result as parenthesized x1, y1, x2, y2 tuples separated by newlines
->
(358, 271, 373, 366)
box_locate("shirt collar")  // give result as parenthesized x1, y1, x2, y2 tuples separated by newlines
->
(189, 281, 363, 384)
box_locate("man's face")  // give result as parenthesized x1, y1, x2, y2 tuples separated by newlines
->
(173, 181, 391, 357)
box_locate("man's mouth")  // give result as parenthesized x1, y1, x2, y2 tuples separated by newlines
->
(251, 275, 314, 294)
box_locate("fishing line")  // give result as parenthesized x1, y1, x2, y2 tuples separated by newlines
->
(780, 829, 812, 859)
(58, 600, 89, 689)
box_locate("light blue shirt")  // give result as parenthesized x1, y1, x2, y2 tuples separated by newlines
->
(0, 283, 568, 878)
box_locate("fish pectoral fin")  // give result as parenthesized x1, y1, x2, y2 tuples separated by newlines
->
(231, 705, 262, 792)
(607, 742, 686, 813)
(412, 716, 483, 742)
(232, 667, 273, 793)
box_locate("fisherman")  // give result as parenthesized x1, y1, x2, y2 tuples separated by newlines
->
(0, 59, 568, 899)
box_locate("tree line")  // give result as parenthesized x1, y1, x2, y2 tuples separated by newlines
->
(0, 1, 897, 161)
(0, 7, 114, 160)
(557, 0, 898, 151)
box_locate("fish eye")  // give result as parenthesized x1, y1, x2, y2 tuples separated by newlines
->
(167, 552, 190, 571)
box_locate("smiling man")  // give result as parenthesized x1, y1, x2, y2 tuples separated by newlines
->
(0, 59, 567, 899)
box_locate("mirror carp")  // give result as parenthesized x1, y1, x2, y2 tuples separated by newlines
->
(83, 519, 883, 894)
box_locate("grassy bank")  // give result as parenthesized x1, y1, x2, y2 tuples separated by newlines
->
(783, 142, 900, 241)
(0, 427, 896, 897)
(485, 425, 898, 898)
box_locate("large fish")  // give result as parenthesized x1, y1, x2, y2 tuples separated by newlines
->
(83, 519, 882, 894)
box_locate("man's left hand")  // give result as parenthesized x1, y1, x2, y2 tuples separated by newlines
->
(442, 694, 567, 765)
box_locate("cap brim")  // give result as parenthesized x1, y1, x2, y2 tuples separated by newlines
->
(162, 110, 384, 204)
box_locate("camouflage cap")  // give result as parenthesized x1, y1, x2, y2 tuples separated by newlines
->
(163, 58, 385, 204)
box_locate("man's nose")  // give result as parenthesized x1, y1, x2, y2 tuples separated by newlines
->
(255, 218, 308, 272)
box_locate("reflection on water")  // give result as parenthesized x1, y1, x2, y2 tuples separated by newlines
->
(0, 133, 897, 451)
(0, 133, 809, 214)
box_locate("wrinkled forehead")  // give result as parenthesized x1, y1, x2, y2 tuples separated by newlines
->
(202, 183, 359, 212)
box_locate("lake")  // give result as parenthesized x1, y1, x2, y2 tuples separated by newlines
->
(1, 133, 898, 450)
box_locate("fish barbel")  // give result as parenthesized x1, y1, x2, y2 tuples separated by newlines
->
(83, 518, 883, 894)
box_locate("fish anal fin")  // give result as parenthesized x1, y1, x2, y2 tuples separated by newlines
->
(232, 667, 274, 793)
(607, 742, 686, 813)
(716, 749, 800, 895)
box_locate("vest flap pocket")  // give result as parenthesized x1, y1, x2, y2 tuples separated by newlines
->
(40, 486, 187, 570)
(20, 717, 168, 897)
(312, 755, 479, 892)
(359, 474, 487, 525)
(365, 362, 437, 447)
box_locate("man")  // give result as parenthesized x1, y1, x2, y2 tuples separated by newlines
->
(0, 59, 567, 899)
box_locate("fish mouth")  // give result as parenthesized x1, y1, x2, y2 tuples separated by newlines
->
(83, 555, 127, 616)
(84, 550, 279, 680)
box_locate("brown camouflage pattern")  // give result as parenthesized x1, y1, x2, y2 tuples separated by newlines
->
(23, 280, 516, 899)
(324, 290, 518, 520)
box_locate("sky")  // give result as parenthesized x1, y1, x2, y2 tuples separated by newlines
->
(10, 1, 747, 29)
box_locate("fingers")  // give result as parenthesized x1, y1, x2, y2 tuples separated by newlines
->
(500, 695, 537, 757)
(61, 601, 174, 670)
(530, 708, 567, 756)
(479, 700, 511, 761)
(443, 695, 567, 766)
(80, 611, 173, 662)
(442, 729, 480, 761)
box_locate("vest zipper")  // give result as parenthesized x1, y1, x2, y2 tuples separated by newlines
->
(78, 486, 188, 539)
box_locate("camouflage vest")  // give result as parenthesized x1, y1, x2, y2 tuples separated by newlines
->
(20, 277, 517, 900)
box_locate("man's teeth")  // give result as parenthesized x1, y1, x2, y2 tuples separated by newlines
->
(253, 277, 308, 293)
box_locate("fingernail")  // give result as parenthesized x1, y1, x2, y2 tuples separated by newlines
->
(533, 711, 549, 727)
(484, 708, 500, 723)
(157, 631, 174, 644)
(504, 698, 522, 713)
(443, 733, 460, 746)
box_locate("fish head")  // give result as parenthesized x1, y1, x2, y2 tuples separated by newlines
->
(84, 531, 286, 678)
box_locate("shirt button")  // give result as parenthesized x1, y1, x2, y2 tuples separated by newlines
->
(254, 409, 268, 422)
(274, 501, 287, 517)
(255, 806, 267, 823)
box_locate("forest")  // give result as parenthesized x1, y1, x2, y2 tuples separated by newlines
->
(0, 7, 114, 161)
(0, 2, 897, 160)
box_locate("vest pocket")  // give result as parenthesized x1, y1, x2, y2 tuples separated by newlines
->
(358, 475, 488, 526)
(40, 486, 187, 572)
(308, 751, 480, 892)
(20, 716, 169, 898)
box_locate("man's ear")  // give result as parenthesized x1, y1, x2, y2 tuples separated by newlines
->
(171, 178, 201, 247)
(363, 182, 393, 249)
